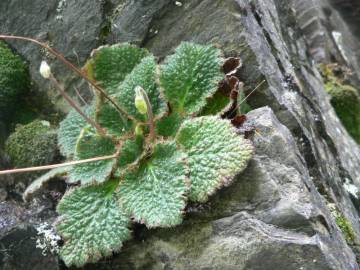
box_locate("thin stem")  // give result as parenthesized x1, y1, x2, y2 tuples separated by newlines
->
(0, 34, 135, 121)
(230, 79, 266, 115)
(0, 154, 118, 175)
(239, 80, 266, 106)
(49, 74, 106, 136)
(74, 86, 88, 106)
(138, 87, 155, 142)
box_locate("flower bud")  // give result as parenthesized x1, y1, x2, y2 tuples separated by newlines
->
(39, 61, 51, 79)
(134, 86, 148, 114)
(135, 124, 144, 136)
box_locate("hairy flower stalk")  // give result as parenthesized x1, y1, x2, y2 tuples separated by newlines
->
(0, 34, 134, 121)
(49, 73, 106, 136)
(232, 80, 266, 115)
(0, 154, 118, 175)
(39, 61, 106, 136)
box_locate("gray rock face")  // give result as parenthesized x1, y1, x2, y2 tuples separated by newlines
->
(291, 0, 360, 88)
(328, 0, 360, 39)
(0, 0, 360, 269)
(108, 0, 171, 45)
(0, 0, 106, 111)
(84, 107, 357, 270)
(0, 150, 13, 202)
(0, 199, 59, 270)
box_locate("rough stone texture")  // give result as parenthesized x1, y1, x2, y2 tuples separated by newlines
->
(0, 0, 360, 269)
(84, 107, 358, 270)
(0, 0, 107, 112)
(108, 0, 171, 45)
(0, 199, 59, 270)
(328, 0, 360, 39)
(0, 150, 13, 202)
(291, 0, 360, 88)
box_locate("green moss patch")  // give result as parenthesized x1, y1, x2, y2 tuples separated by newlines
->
(335, 214, 357, 243)
(319, 63, 360, 144)
(0, 41, 30, 118)
(5, 120, 58, 167)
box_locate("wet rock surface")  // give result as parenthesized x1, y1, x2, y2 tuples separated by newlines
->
(0, 0, 360, 269)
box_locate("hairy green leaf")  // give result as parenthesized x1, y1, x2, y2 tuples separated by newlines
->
(88, 44, 149, 95)
(115, 56, 165, 121)
(96, 102, 132, 136)
(200, 91, 230, 116)
(176, 116, 253, 202)
(50, 42, 255, 267)
(117, 136, 144, 169)
(117, 142, 188, 227)
(113, 137, 145, 178)
(160, 42, 223, 114)
(58, 105, 95, 158)
(68, 127, 117, 184)
(23, 166, 70, 202)
(57, 180, 131, 267)
(156, 112, 185, 138)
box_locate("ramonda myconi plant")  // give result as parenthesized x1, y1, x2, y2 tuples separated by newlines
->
(1, 39, 253, 267)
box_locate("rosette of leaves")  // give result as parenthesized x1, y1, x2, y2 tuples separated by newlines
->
(27, 42, 253, 267)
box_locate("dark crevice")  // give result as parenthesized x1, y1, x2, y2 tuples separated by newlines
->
(250, 2, 286, 75)
(98, 0, 116, 45)
(139, 1, 174, 48)
(285, 70, 357, 216)
(245, 2, 360, 246)
(267, 2, 358, 216)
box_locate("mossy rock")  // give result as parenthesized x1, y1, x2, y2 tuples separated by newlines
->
(335, 214, 357, 244)
(5, 120, 58, 168)
(0, 42, 30, 118)
(319, 63, 360, 144)
(325, 81, 360, 144)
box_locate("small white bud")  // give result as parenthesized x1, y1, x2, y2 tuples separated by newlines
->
(134, 86, 148, 115)
(39, 61, 52, 79)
